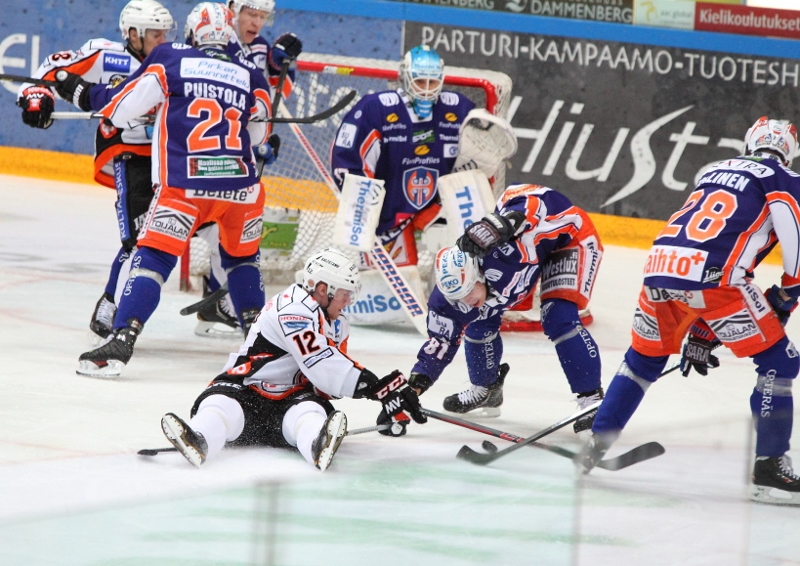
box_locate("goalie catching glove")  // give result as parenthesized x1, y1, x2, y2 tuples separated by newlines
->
(457, 211, 525, 258)
(354, 369, 427, 437)
(453, 108, 518, 179)
(680, 322, 721, 377)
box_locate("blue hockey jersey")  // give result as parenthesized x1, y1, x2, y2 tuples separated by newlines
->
(412, 185, 590, 381)
(89, 42, 271, 192)
(330, 89, 475, 234)
(644, 156, 800, 296)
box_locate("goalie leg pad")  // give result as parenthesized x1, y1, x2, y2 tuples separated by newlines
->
(334, 173, 386, 252)
(438, 169, 495, 247)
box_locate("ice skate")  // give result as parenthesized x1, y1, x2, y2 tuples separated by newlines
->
(442, 363, 508, 418)
(312, 411, 347, 472)
(89, 292, 116, 343)
(573, 388, 604, 433)
(750, 455, 800, 505)
(194, 293, 242, 339)
(576, 433, 614, 475)
(76, 320, 141, 378)
(161, 413, 208, 468)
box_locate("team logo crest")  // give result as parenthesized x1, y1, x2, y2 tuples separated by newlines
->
(403, 167, 438, 209)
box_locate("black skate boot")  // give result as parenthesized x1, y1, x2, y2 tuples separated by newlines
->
(161, 412, 208, 468)
(576, 432, 615, 475)
(241, 307, 261, 337)
(750, 455, 800, 505)
(194, 289, 240, 339)
(89, 292, 116, 342)
(312, 411, 347, 472)
(574, 388, 604, 433)
(442, 363, 509, 417)
(76, 319, 142, 378)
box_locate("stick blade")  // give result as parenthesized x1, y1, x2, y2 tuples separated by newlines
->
(137, 449, 160, 456)
(456, 445, 495, 465)
(598, 442, 665, 471)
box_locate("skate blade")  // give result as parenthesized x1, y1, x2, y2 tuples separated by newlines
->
(194, 321, 243, 339)
(161, 414, 204, 468)
(750, 484, 800, 506)
(76, 359, 125, 378)
(316, 412, 348, 472)
(445, 407, 502, 418)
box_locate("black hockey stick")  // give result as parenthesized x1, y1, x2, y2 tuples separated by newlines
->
(268, 89, 355, 124)
(0, 73, 58, 87)
(456, 402, 601, 465)
(424, 408, 664, 471)
(137, 422, 390, 456)
(179, 283, 228, 316)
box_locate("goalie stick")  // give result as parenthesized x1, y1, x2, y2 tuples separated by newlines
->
(275, 99, 429, 336)
(423, 408, 664, 471)
(137, 422, 390, 456)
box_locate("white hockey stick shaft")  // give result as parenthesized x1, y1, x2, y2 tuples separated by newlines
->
(50, 111, 101, 120)
(277, 99, 429, 336)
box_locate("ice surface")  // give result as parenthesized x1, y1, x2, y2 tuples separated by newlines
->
(1, 174, 799, 565)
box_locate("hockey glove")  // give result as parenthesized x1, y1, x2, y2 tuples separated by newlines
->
(254, 134, 281, 176)
(408, 372, 434, 396)
(18, 86, 55, 129)
(457, 211, 525, 258)
(269, 33, 303, 72)
(355, 369, 427, 431)
(765, 284, 798, 327)
(680, 333, 721, 377)
(54, 70, 94, 112)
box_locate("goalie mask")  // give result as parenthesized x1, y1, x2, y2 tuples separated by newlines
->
(299, 248, 361, 306)
(744, 116, 798, 167)
(185, 2, 235, 48)
(119, 0, 176, 41)
(400, 45, 444, 119)
(228, 0, 276, 27)
(434, 246, 484, 302)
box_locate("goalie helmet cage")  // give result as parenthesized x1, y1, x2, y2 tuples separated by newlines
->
(181, 52, 589, 330)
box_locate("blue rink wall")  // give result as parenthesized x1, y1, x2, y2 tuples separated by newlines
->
(2, 0, 799, 222)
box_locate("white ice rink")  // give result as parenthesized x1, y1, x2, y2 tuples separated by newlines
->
(1, 174, 799, 565)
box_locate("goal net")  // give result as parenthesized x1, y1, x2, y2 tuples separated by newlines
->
(183, 51, 513, 287)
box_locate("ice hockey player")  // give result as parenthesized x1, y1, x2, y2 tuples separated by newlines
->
(578, 116, 800, 506)
(191, 0, 303, 338)
(330, 45, 475, 269)
(388, 183, 605, 435)
(160, 248, 426, 471)
(54, 2, 271, 378)
(16, 0, 175, 343)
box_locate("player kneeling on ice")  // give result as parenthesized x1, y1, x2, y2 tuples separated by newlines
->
(388, 183, 605, 434)
(161, 249, 426, 471)
(578, 117, 800, 506)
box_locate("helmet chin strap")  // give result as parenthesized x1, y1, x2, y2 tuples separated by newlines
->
(127, 33, 147, 60)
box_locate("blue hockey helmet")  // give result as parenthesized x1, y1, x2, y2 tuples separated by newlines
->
(399, 45, 444, 119)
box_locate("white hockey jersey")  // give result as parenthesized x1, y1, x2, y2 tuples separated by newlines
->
(220, 284, 363, 399)
(19, 38, 153, 187)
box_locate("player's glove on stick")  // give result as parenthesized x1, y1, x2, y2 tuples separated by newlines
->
(18, 86, 55, 129)
(680, 333, 721, 377)
(54, 70, 94, 112)
(269, 33, 303, 71)
(765, 284, 798, 327)
(355, 369, 427, 437)
(457, 211, 525, 258)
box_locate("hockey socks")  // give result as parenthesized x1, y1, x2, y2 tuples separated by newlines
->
(220, 248, 264, 327)
(541, 299, 601, 394)
(749, 337, 798, 457)
(104, 247, 131, 298)
(114, 247, 176, 329)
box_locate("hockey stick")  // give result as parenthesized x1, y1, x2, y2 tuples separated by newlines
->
(179, 283, 228, 316)
(275, 99, 429, 336)
(137, 422, 390, 456)
(0, 73, 58, 87)
(456, 402, 601, 465)
(423, 408, 664, 471)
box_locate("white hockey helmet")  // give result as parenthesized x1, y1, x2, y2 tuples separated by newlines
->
(399, 45, 444, 119)
(184, 2, 236, 48)
(300, 248, 361, 305)
(119, 0, 175, 40)
(434, 246, 484, 302)
(744, 116, 798, 167)
(228, 0, 276, 26)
